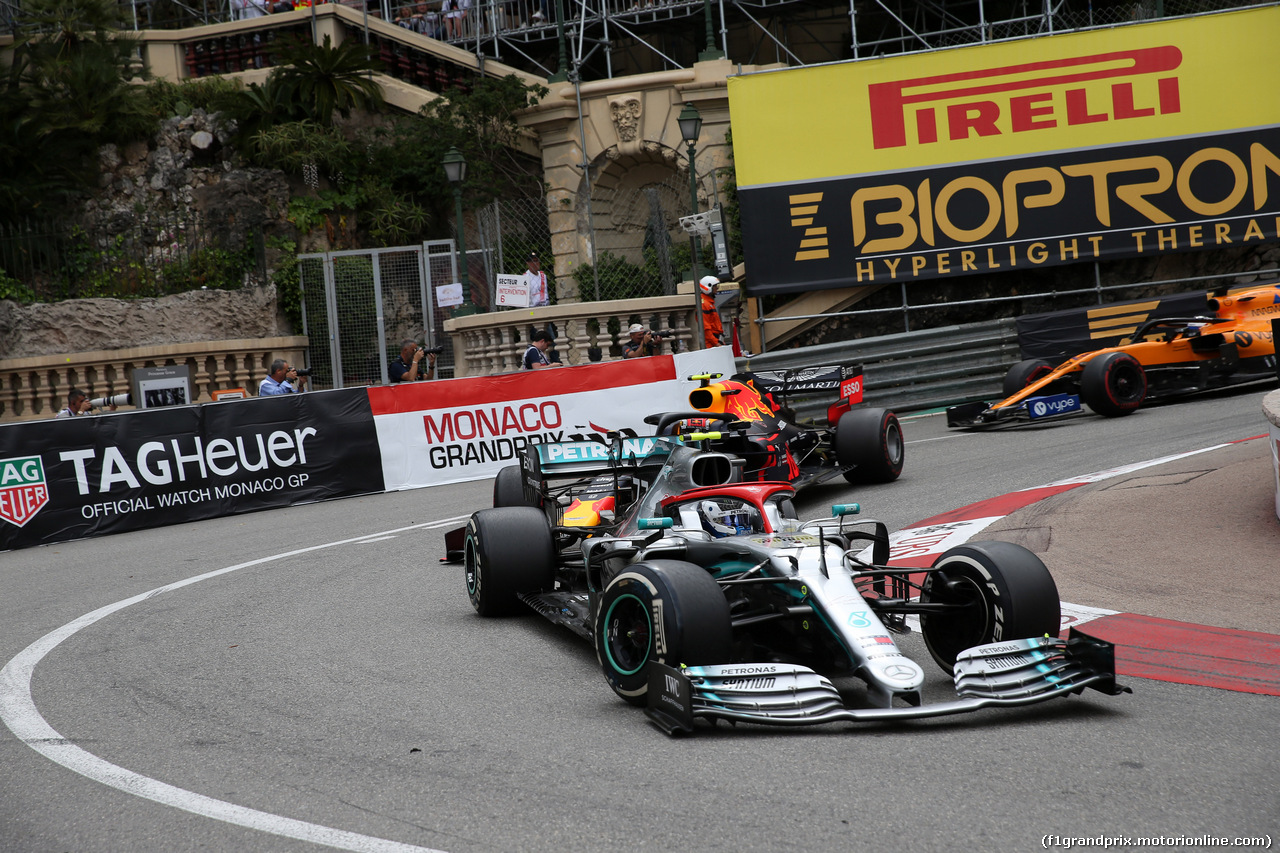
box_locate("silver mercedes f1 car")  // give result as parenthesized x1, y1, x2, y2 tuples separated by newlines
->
(448, 433, 1128, 734)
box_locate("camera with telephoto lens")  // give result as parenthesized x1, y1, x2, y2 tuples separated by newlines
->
(89, 392, 131, 409)
(294, 368, 313, 377)
(420, 345, 445, 355)
(650, 329, 676, 339)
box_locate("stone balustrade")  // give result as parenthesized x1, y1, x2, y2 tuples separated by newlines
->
(444, 291, 715, 376)
(0, 337, 308, 422)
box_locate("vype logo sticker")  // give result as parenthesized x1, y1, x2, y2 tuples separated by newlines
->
(868, 46, 1183, 150)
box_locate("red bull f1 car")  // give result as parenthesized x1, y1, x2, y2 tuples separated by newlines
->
(948, 282, 1280, 428)
(449, 434, 1128, 733)
(647, 365, 905, 488)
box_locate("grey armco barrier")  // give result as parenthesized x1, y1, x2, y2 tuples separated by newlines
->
(1265, 389, 1280, 522)
(736, 318, 1022, 422)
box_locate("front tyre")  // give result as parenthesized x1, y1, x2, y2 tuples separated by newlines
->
(835, 407, 905, 484)
(1080, 352, 1146, 417)
(919, 541, 1060, 673)
(464, 507, 555, 616)
(1002, 358, 1054, 397)
(595, 560, 732, 706)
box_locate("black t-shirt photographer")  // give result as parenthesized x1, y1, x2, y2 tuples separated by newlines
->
(622, 323, 664, 358)
(390, 339, 438, 382)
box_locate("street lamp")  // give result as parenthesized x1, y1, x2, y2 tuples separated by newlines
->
(678, 102, 703, 284)
(442, 146, 474, 315)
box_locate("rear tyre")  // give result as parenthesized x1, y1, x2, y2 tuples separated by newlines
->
(919, 541, 1060, 674)
(1080, 352, 1147, 417)
(464, 507, 555, 616)
(492, 465, 527, 507)
(835, 407, 905, 484)
(595, 560, 732, 706)
(1002, 358, 1054, 397)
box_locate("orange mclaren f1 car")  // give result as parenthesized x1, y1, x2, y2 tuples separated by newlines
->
(947, 282, 1280, 428)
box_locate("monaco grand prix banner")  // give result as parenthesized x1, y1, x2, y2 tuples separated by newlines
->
(0, 391, 385, 551)
(727, 7, 1280, 296)
(368, 348, 737, 489)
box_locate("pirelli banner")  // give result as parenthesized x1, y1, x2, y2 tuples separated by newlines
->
(728, 7, 1280, 296)
(0, 392, 386, 551)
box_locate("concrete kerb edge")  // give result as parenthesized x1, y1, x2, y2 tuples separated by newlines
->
(1263, 389, 1280, 522)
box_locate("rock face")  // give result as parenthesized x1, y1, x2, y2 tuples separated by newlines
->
(0, 110, 298, 360)
(0, 286, 291, 358)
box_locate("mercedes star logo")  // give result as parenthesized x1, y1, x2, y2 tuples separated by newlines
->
(883, 664, 916, 680)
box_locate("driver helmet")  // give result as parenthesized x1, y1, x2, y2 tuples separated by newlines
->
(699, 500, 751, 538)
(699, 275, 720, 295)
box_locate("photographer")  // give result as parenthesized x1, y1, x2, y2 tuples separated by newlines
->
(622, 323, 666, 359)
(259, 359, 307, 396)
(390, 339, 439, 383)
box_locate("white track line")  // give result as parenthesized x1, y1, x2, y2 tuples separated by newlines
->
(0, 515, 471, 853)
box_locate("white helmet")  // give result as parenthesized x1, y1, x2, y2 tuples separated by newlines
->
(699, 275, 720, 295)
(699, 500, 751, 538)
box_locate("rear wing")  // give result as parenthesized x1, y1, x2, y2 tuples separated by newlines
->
(530, 435, 673, 478)
(747, 363, 864, 406)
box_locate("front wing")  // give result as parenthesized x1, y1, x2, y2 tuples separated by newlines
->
(947, 392, 1083, 429)
(645, 628, 1129, 735)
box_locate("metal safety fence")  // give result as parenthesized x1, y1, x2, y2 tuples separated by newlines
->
(298, 240, 460, 388)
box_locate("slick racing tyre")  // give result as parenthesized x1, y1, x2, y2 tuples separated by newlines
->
(464, 507, 555, 617)
(919, 541, 1060, 674)
(1002, 358, 1055, 397)
(492, 465, 528, 507)
(1079, 352, 1147, 417)
(595, 560, 732, 706)
(835, 407, 905, 484)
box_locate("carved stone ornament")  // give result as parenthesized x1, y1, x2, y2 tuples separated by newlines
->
(609, 93, 644, 156)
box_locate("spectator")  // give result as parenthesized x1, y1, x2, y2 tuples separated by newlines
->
(622, 323, 663, 358)
(699, 275, 724, 349)
(55, 388, 91, 418)
(389, 339, 437, 382)
(232, 0, 269, 18)
(413, 1, 441, 36)
(522, 329, 561, 370)
(442, 0, 468, 38)
(524, 251, 550, 307)
(260, 358, 307, 395)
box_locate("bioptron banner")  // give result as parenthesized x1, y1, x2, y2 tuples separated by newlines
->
(0, 348, 737, 549)
(727, 6, 1280, 296)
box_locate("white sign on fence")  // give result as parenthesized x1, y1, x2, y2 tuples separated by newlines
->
(495, 274, 530, 308)
(436, 282, 464, 308)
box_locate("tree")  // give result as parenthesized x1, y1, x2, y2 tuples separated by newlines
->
(0, 0, 156, 220)
(368, 74, 549, 237)
(269, 35, 385, 126)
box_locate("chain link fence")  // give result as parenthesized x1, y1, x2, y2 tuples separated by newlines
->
(467, 173, 705, 308)
(0, 215, 266, 302)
